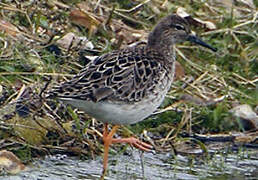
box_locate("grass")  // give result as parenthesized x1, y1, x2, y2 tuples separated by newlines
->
(0, 0, 257, 161)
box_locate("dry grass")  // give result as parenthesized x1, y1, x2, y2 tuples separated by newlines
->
(0, 0, 257, 160)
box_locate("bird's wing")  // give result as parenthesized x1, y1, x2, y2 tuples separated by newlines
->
(49, 46, 162, 102)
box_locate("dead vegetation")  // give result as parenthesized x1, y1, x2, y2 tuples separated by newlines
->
(0, 0, 257, 162)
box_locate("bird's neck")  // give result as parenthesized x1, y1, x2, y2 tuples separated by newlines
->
(146, 40, 176, 64)
(147, 30, 176, 63)
(146, 34, 176, 81)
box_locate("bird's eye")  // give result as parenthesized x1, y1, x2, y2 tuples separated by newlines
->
(174, 24, 185, 30)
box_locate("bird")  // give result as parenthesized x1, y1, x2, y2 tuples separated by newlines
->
(47, 14, 217, 177)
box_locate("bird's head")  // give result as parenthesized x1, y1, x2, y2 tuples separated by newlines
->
(147, 14, 217, 52)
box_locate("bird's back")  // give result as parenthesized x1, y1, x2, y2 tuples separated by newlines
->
(50, 45, 173, 104)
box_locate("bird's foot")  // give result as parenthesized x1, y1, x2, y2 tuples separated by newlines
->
(112, 137, 153, 152)
(101, 124, 152, 179)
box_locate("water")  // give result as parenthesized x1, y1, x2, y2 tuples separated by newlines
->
(1, 149, 257, 180)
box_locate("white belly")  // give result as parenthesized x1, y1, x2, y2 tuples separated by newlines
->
(59, 91, 167, 125)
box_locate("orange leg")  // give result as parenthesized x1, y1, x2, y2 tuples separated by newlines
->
(101, 123, 153, 178)
(102, 123, 119, 177)
(112, 137, 152, 151)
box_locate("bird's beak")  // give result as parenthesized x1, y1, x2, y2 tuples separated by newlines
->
(187, 35, 217, 52)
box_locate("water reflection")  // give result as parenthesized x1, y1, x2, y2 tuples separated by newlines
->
(1, 149, 257, 180)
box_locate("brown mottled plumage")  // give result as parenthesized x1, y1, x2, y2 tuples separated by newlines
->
(47, 14, 216, 177)
(50, 46, 163, 103)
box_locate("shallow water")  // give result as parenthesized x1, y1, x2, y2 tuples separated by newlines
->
(1, 148, 258, 180)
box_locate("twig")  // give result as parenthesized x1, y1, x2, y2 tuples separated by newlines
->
(98, 4, 148, 26)
(115, 0, 151, 13)
(39, 76, 52, 99)
(0, 72, 74, 77)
